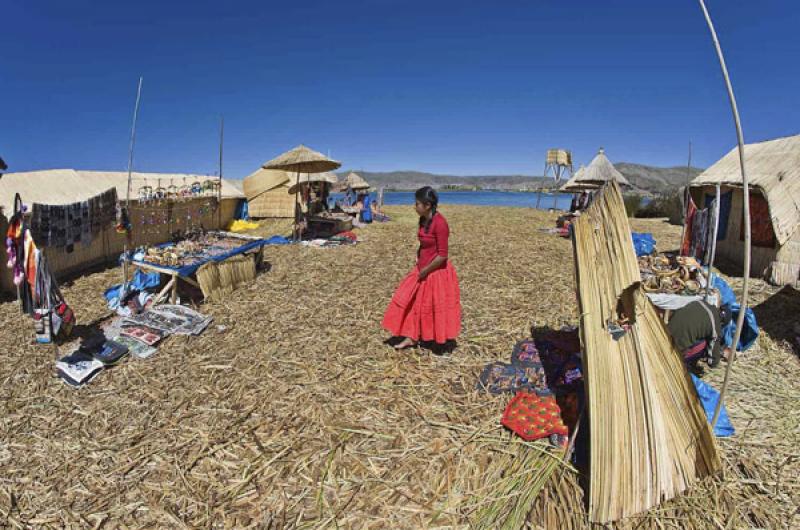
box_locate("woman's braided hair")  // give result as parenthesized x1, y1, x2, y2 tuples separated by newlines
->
(416, 186, 439, 233)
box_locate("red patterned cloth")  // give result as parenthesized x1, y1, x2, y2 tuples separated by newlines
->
(680, 195, 698, 256)
(501, 392, 569, 442)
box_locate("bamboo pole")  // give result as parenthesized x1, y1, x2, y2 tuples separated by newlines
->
(123, 77, 143, 286)
(696, 0, 752, 428)
(218, 116, 224, 230)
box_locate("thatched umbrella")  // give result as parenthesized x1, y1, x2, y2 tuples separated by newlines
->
(572, 148, 631, 188)
(343, 171, 370, 191)
(287, 171, 338, 195)
(559, 166, 599, 193)
(262, 145, 341, 240)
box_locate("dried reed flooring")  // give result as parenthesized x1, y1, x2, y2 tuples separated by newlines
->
(0, 205, 797, 529)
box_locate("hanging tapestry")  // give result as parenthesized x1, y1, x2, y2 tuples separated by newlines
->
(704, 190, 732, 241)
(741, 193, 775, 248)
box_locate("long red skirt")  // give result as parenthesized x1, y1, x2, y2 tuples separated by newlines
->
(382, 261, 461, 344)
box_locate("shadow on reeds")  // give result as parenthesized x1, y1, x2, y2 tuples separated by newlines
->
(752, 285, 800, 357)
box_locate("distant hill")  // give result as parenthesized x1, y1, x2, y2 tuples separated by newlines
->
(337, 163, 704, 195)
(615, 163, 703, 194)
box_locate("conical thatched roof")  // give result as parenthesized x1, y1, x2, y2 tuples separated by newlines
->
(573, 149, 630, 187)
(559, 166, 599, 193)
(262, 145, 341, 174)
(342, 171, 370, 190)
(243, 168, 291, 200)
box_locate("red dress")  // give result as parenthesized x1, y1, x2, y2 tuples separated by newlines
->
(382, 213, 461, 344)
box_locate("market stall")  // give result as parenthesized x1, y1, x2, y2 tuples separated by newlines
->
(131, 231, 270, 303)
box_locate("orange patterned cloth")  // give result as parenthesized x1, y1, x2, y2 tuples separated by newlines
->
(501, 392, 569, 442)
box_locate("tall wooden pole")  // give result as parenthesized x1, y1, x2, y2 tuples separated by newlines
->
(679, 141, 692, 252)
(218, 116, 224, 230)
(123, 77, 143, 285)
(697, 0, 752, 428)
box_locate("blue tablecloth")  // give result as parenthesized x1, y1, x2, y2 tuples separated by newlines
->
(135, 238, 270, 277)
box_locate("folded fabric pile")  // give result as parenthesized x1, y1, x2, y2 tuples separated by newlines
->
(478, 332, 584, 448)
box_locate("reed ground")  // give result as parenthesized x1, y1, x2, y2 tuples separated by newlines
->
(0, 205, 797, 528)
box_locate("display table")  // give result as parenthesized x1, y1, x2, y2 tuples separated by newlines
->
(132, 232, 268, 303)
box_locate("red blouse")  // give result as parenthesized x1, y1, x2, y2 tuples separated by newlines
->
(417, 213, 449, 270)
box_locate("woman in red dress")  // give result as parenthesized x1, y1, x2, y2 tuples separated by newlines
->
(382, 187, 461, 349)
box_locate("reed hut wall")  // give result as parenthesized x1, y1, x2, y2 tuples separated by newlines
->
(247, 184, 295, 218)
(692, 185, 799, 285)
(0, 197, 239, 295)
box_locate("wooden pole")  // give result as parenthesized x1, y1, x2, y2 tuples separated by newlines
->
(679, 141, 692, 248)
(535, 161, 546, 209)
(294, 169, 301, 242)
(697, 0, 752, 428)
(123, 77, 143, 286)
(218, 116, 224, 230)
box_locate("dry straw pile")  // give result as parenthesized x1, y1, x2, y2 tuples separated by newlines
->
(0, 204, 797, 528)
(572, 182, 719, 523)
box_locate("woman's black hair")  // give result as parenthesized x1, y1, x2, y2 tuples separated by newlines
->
(719, 304, 733, 328)
(415, 186, 439, 232)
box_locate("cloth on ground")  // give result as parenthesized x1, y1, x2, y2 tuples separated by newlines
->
(691, 374, 735, 437)
(501, 392, 569, 447)
(711, 275, 759, 352)
(227, 219, 260, 232)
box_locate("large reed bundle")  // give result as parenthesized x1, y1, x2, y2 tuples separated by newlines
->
(196, 254, 257, 302)
(572, 181, 721, 523)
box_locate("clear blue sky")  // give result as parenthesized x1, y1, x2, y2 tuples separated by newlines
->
(2, 1, 798, 178)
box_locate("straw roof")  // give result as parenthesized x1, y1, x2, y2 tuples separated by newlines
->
(559, 166, 599, 192)
(242, 168, 291, 200)
(342, 171, 370, 190)
(262, 145, 341, 174)
(573, 148, 631, 187)
(691, 134, 800, 246)
(0, 170, 244, 214)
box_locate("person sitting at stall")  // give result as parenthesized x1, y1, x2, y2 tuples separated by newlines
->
(360, 192, 373, 223)
(344, 185, 355, 207)
(667, 300, 732, 369)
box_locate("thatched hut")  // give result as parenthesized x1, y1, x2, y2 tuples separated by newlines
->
(0, 169, 244, 293)
(572, 148, 631, 188)
(242, 168, 295, 218)
(690, 134, 800, 286)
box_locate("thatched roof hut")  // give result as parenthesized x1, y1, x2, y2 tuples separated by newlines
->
(690, 134, 800, 285)
(243, 168, 295, 218)
(572, 149, 630, 188)
(0, 169, 245, 293)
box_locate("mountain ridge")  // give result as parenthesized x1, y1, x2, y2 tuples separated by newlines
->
(334, 163, 703, 195)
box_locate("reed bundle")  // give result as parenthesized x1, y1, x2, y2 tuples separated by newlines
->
(572, 182, 721, 523)
(196, 254, 257, 302)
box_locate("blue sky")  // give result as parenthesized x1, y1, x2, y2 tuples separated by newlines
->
(2, 1, 798, 178)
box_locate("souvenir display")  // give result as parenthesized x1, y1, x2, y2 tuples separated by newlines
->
(31, 188, 117, 248)
(56, 350, 104, 388)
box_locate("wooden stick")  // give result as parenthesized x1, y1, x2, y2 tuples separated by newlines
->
(123, 77, 143, 287)
(696, 0, 752, 428)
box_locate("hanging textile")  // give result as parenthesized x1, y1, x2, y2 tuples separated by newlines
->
(31, 188, 118, 249)
(743, 193, 776, 248)
(680, 196, 698, 256)
(704, 191, 732, 241)
(5, 193, 75, 341)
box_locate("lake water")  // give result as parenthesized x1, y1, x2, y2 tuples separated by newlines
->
(333, 190, 574, 210)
